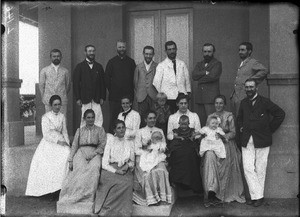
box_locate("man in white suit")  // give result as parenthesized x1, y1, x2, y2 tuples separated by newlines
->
(153, 41, 191, 113)
(39, 49, 71, 117)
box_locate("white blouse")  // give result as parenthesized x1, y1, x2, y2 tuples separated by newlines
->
(134, 126, 166, 155)
(167, 109, 201, 140)
(117, 109, 141, 139)
(102, 134, 135, 173)
(41, 111, 69, 145)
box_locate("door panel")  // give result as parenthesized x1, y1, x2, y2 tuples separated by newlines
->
(129, 11, 160, 64)
(128, 9, 192, 70)
(161, 9, 192, 69)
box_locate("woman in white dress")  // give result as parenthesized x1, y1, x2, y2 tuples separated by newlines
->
(94, 119, 135, 216)
(117, 96, 141, 140)
(25, 95, 70, 198)
(133, 110, 172, 206)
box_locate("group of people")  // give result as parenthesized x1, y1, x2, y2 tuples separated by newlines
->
(25, 39, 285, 215)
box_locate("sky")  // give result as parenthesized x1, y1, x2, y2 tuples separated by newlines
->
(19, 21, 39, 95)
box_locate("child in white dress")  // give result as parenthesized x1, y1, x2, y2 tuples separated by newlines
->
(139, 131, 167, 172)
(199, 115, 227, 158)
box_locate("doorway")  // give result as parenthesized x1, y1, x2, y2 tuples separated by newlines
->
(127, 8, 194, 109)
(127, 9, 193, 71)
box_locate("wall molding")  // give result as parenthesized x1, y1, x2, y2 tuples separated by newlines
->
(2, 78, 23, 88)
(267, 73, 299, 85)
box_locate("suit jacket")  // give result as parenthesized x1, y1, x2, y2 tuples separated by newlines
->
(39, 64, 71, 105)
(105, 55, 136, 101)
(153, 57, 191, 100)
(192, 57, 222, 104)
(73, 60, 106, 104)
(134, 61, 158, 102)
(231, 57, 268, 101)
(237, 95, 285, 148)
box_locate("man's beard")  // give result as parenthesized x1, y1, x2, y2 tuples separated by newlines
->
(204, 55, 213, 63)
(117, 50, 126, 56)
(246, 91, 256, 98)
(87, 55, 95, 61)
(52, 60, 60, 65)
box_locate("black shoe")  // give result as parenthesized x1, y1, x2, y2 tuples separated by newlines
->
(208, 191, 216, 200)
(246, 199, 255, 205)
(211, 197, 223, 206)
(253, 198, 264, 207)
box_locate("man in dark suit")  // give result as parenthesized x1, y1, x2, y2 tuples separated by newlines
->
(237, 78, 285, 207)
(105, 40, 136, 133)
(134, 45, 158, 126)
(192, 43, 222, 127)
(73, 44, 106, 127)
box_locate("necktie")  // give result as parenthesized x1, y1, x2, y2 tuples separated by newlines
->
(122, 108, 132, 120)
(172, 60, 176, 75)
(250, 96, 257, 106)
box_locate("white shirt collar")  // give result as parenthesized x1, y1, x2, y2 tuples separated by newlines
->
(51, 63, 60, 71)
(144, 61, 153, 71)
(177, 109, 190, 116)
(145, 125, 155, 132)
(250, 93, 258, 101)
(123, 108, 131, 113)
(166, 57, 177, 64)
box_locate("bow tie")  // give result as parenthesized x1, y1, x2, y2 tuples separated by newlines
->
(87, 60, 94, 65)
(122, 108, 132, 120)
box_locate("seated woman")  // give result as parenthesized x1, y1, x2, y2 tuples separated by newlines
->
(57, 109, 106, 214)
(154, 92, 171, 137)
(133, 110, 172, 206)
(25, 95, 70, 199)
(167, 93, 202, 193)
(138, 131, 167, 173)
(201, 95, 245, 207)
(117, 95, 141, 140)
(94, 120, 135, 216)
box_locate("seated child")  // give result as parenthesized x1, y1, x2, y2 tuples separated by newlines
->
(173, 115, 201, 141)
(138, 131, 167, 173)
(170, 115, 201, 154)
(199, 115, 227, 159)
(154, 92, 171, 136)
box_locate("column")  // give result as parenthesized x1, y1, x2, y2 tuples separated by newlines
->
(265, 4, 299, 198)
(2, 2, 24, 147)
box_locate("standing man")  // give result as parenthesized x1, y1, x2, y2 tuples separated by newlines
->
(237, 78, 285, 207)
(153, 41, 191, 114)
(134, 45, 158, 126)
(192, 43, 222, 127)
(73, 44, 106, 127)
(105, 40, 136, 133)
(230, 42, 268, 117)
(39, 49, 71, 117)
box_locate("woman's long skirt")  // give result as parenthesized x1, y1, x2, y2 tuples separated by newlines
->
(133, 160, 172, 206)
(201, 141, 245, 203)
(169, 139, 202, 192)
(94, 169, 133, 216)
(57, 147, 102, 214)
(25, 139, 70, 196)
